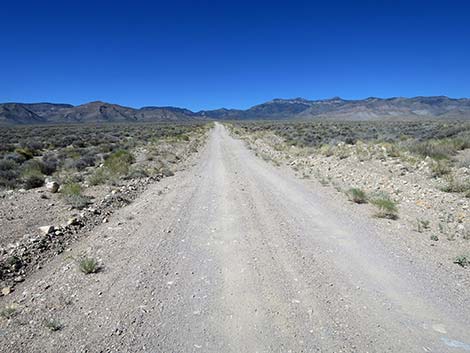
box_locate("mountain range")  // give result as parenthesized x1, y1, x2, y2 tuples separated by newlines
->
(1, 96, 470, 125)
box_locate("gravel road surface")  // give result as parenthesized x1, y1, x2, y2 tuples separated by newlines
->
(1, 123, 469, 352)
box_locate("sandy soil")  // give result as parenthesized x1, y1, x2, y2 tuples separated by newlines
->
(0, 123, 469, 352)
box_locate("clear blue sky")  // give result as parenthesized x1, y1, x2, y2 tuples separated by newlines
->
(1, 0, 469, 111)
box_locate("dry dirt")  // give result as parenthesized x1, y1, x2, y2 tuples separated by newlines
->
(0, 123, 469, 352)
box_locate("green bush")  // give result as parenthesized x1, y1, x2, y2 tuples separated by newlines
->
(79, 257, 100, 274)
(88, 167, 108, 186)
(61, 182, 81, 196)
(441, 176, 470, 196)
(14, 147, 34, 160)
(45, 319, 63, 332)
(453, 255, 469, 268)
(0, 305, 17, 319)
(408, 139, 461, 161)
(104, 150, 134, 176)
(347, 188, 368, 204)
(370, 193, 398, 219)
(61, 182, 89, 209)
(21, 161, 45, 189)
(24, 173, 45, 189)
(0, 159, 20, 188)
(430, 160, 451, 177)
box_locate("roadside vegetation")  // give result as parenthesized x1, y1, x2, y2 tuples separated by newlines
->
(79, 257, 100, 274)
(233, 120, 470, 200)
(0, 122, 208, 190)
(346, 188, 368, 204)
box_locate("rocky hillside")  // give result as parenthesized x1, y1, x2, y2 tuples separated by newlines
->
(2, 96, 470, 124)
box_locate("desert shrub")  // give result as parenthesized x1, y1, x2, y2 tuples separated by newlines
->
(88, 167, 108, 186)
(14, 147, 34, 160)
(457, 154, 470, 169)
(370, 193, 398, 219)
(334, 145, 350, 159)
(125, 167, 149, 179)
(61, 182, 81, 196)
(44, 319, 63, 332)
(430, 160, 451, 177)
(41, 154, 58, 175)
(347, 188, 368, 204)
(21, 139, 44, 152)
(453, 255, 469, 267)
(104, 150, 135, 176)
(5, 152, 27, 164)
(0, 159, 20, 188)
(408, 140, 454, 160)
(441, 176, 470, 196)
(0, 305, 17, 319)
(79, 257, 100, 274)
(61, 182, 89, 209)
(21, 160, 45, 189)
(380, 142, 401, 158)
(66, 154, 96, 171)
(416, 219, 431, 233)
(23, 173, 45, 189)
(22, 159, 49, 174)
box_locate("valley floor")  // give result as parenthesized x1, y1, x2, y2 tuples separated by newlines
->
(1, 123, 469, 352)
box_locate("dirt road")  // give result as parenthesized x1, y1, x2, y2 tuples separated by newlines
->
(1, 123, 469, 352)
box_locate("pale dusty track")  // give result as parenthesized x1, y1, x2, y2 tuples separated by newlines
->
(1, 123, 469, 352)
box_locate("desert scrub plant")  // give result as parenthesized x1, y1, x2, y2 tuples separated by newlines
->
(61, 182, 89, 209)
(408, 140, 455, 160)
(346, 188, 368, 204)
(319, 144, 334, 157)
(14, 147, 34, 160)
(88, 167, 109, 186)
(21, 160, 46, 189)
(0, 305, 18, 319)
(334, 144, 350, 159)
(0, 159, 20, 188)
(370, 193, 398, 219)
(453, 254, 469, 268)
(45, 319, 63, 331)
(441, 175, 470, 197)
(89, 150, 135, 185)
(416, 219, 430, 233)
(104, 150, 135, 176)
(430, 160, 451, 177)
(79, 257, 100, 274)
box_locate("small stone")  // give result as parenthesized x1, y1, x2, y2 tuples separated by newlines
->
(2, 287, 12, 296)
(38, 225, 54, 235)
(13, 276, 24, 283)
(67, 218, 79, 226)
(46, 181, 60, 193)
(102, 218, 109, 223)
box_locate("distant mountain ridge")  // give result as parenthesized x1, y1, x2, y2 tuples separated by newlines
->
(1, 96, 470, 125)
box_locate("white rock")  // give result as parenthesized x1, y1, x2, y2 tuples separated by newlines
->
(45, 181, 60, 193)
(38, 225, 54, 235)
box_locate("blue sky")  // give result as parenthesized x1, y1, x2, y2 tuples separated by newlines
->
(1, 0, 469, 111)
